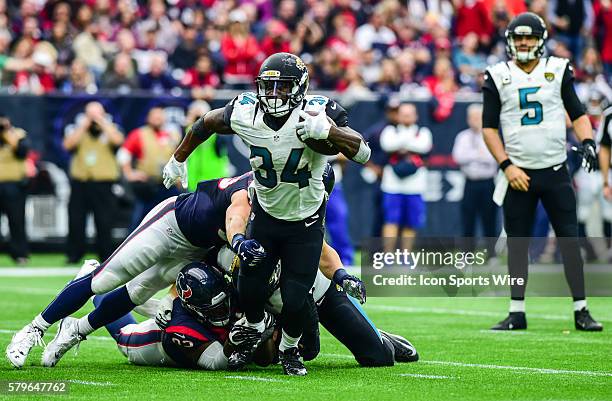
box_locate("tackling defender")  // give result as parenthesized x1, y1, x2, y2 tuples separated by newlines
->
(6, 173, 266, 368)
(482, 12, 602, 331)
(162, 52, 371, 375)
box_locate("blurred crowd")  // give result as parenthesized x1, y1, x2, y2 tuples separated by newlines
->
(0, 0, 611, 103)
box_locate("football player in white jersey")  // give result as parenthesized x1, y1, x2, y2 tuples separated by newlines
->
(162, 52, 371, 375)
(482, 12, 602, 331)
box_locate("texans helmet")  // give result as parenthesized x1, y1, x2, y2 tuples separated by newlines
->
(176, 262, 231, 327)
(505, 12, 548, 63)
(255, 52, 309, 116)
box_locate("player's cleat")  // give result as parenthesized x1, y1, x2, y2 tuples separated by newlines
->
(279, 347, 307, 376)
(491, 312, 527, 330)
(574, 308, 603, 331)
(41, 317, 86, 367)
(6, 324, 45, 369)
(227, 318, 263, 371)
(379, 330, 419, 362)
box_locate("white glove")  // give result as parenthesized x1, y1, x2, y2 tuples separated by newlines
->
(162, 155, 187, 189)
(296, 110, 331, 141)
(154, 294, 174, 329)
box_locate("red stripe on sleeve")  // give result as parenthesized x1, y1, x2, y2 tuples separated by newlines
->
(165, 325, 208, 341)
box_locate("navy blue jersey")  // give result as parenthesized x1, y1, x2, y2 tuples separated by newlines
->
(161, 299, 229, 368)
(174, 173, 252, 248)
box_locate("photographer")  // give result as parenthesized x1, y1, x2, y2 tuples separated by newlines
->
(0, 114, 30, 265)
(63, 102, 124, 264)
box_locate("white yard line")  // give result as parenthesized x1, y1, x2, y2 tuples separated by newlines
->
(365, 304, 612, 322)
(419, 360, 612, 377)
(224, 376, 287, 383)
(399, 373, 455, 379)
(0, 268, 79, 277)
(320, 353, 612, 378)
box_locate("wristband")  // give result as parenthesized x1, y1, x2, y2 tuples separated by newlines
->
(231, 233, 245, 251)
(332, 268, 349, 285)
(499, 159, 512, 171)
(582, 138, 596, 148)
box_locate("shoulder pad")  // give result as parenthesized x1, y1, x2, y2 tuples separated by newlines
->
(303, 95, 330, 113)
(486, 62, 512, 88)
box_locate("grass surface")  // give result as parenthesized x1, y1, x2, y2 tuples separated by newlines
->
(0, 263, 610, 401)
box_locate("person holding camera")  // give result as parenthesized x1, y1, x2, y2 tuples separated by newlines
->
(0, 114, 30, 265)
(63, 102, 124, 264)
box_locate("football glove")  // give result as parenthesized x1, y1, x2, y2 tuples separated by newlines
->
(232, 234, 267, 268)
(573, 139, 598, 173)
(333, 268, 366, 304)
(162, 155, 188, 189)
(155, 294, 174, 329)
(296, 110, 331, 141)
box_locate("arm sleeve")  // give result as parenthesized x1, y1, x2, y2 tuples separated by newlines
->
(196, 341, 228, 370)
(561, 64, 586, 121)
(600, 114, 612, 147)
(325, 100, 349, 127)
(223, 97, 238, 128)
(482, 71, 501, 129)
(404, 127, 433, 154)
(379, 126, 404, 152)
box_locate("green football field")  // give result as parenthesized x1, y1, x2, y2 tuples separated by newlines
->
(0, 263, 610, 401)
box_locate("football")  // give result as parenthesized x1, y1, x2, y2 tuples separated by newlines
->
(299, 110, 340, 156)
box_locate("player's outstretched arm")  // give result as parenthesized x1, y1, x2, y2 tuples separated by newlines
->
(226, 190, 267, 268)
(319, 241, 366, 304)
(163, 108, 234, 188)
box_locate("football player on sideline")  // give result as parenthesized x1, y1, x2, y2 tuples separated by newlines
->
(482, 12, 602, 331)
(6, 173, 266, 368)
(162, 52, 371, 375)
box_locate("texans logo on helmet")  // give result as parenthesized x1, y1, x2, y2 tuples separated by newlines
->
(182, 286, 192, 300)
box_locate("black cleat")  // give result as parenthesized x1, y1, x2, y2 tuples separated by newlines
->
(491, 312, 527, 330)
(574, 308, 603, 332)
(279, 347, 307, 376)
(379, 330, 419, 362)
(227, 320, 263, 371)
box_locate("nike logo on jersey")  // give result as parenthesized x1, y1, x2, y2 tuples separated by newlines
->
(553, 164, 563, 171)
(330, 102, 337, 110)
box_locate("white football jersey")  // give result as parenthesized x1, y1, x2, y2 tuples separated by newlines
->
(229, 92, 330, 221)
(486, 57, 569, 169)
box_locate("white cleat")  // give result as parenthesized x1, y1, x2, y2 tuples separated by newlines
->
(6, 324, 45, 369)
(41, 317, 85, 367)
(76, 260, 99, 279)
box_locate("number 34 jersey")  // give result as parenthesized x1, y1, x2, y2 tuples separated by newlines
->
(484, 57, 574, 170)
(226, 93, 343, 221)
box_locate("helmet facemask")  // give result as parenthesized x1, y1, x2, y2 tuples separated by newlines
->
(184, 291, 231, 327)
(508, 33, 544, 63)
(256, 77, 301, 116)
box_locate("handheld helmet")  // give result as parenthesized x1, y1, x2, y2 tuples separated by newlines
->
(176, 262, 231, 327)
(505, 12, 548, 63)
(255, 52, 309, 116)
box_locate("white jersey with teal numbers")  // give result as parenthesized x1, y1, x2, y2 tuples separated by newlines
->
(228, 92, 332, 221)
(486, 57, 569, 169)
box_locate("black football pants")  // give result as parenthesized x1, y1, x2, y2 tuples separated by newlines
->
(238, 196, 325, 338)
(503, 164, 585, 300)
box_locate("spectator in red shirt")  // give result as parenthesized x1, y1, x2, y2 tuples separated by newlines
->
(220, 9, 260, 88)
(453, 0, 493, 45)
(260, 19, 291, 59)
(423, 57, 457, 121)
(13, 42, 56, 94)
(181, 54, 220, 89)
(116, 106, 183, 230)
(594, 0, 612, 80)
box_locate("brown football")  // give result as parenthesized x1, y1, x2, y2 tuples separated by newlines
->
(299, 110, 339, 156)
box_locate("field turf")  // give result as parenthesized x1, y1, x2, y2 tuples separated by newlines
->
(0, 260, 610, 401)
